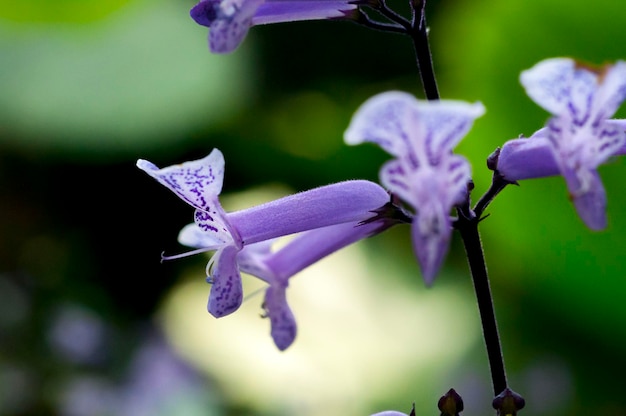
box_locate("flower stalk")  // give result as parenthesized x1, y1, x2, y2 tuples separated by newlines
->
(456, 208, 508, 397)
(409, 0, 439, 100)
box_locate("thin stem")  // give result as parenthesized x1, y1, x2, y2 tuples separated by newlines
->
(355, 9, 409, 34)
(375, 0, 412, 29)
(456, 213, 508, 396)
(473, 172, 512, 218)
(409, 0, 439, 100)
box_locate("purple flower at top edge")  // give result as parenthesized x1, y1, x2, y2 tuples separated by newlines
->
(494, 58, 626, 230)
(345, 91, 485, 284)
(190, 0, 360, 53)
(137, 149, 390, 318)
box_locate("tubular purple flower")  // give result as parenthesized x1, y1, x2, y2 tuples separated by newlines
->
(137, 149, 389, 318)
(190, 0, 360, 53)
(238, 218, 393, 350)
(345, 91, 485, 284)
(494, 58, 626, 230)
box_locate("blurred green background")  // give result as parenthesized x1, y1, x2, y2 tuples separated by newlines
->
(1, 0, 625, 414)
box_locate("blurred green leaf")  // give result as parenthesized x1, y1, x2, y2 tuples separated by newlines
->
(0, 0, 252, 157)
(0, 0, 132, 23)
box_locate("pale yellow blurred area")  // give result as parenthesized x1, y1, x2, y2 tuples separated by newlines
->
(159, 186, 480, 416)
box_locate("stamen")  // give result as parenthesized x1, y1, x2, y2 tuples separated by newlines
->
(161, 247, 215, 262)
(245, 285, 267, 303)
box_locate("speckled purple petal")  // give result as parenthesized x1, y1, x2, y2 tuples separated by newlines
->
(379, 159, 413, 206)
(194, 204, 241, 248)
(521, 58, 585, 116)
(413, 228, 450, 285)
(410, 187, 453, 285)
(411, 100, 485, 165)
(571, 171, 607, 231)
(207, 245, 243, 317)
(608, 119, 626, 155)
(593, 61, 626, 119)
(178, 223, 231, 249)
(345, 91, 485, 165)
(263, 284, 296, 351)
(136, 149, 224, 212)
(345, 92, 418, 157)
(561, 166, 607, 230)
(208, 0, 264, 53)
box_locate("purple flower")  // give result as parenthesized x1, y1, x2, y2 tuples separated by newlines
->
(495, 58, 626, 230)
(190, 0, 360, 53)
(237, 218, 395, 350)
(345, 91, 485, 284)
(137, 149, 389, 318)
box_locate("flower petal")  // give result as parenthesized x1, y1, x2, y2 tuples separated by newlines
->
(264, 284, 296, 351)
(178, 223, 230, 249)
(496, 134, 561, 181)
(412, 100, 485, 165)
(190, 0, 220, 27)
(236, 240, 275, 282)
(136, 149, 225, 212)
(607, 119, 626, 156)
(592, 60, 626, 120)
(194, 205, 240, 247)
(563, 168, 607, 231)
(379, 159, 413, 206)
(411, 197, 452, 285)
(208, 0, 264, 53)
(227, 180, 389, 244)
(252, 0, 356, 25)
(520, 58, 579, 116)
(207, 245, 243, 317)
(264, 220, 391, 280)
(521, 58, 626, 124)
(345, 91, 485, 166)
(344, 91, 419, 157)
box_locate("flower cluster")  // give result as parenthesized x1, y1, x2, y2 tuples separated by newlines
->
(138, 57, 626, 354)
(139, 0, 626, 410)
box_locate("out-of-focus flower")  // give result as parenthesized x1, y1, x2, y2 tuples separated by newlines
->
(345, 91, 484, 284)
(190, 0, 361, 53)
(493, 58, 626, 230)
(137, 149, 390, 318)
